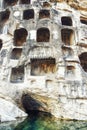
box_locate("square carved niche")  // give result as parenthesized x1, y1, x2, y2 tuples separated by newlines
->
(10, 66, 24, 83)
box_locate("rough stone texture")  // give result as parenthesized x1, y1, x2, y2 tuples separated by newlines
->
(0, 0, 87, 121)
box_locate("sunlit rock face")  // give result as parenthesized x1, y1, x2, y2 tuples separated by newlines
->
(0, 0, 87, 122)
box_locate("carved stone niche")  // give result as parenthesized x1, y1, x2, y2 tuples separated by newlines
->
(37, 28, 50, 42)
(10, 65, 24, 83)
(4, 0, 18, 6)
(61, 28, 74, 45)
(66, 66, 75, 75)
(20, 0, 30, 4)
(30, 58, 56, 76)
(0, 9, 10, 24)
(61, 16, 72, 26)
(14, 28, 28, 46)
(39, 9, 50, 19)
(23, 9, 34, 20)
(79, 52, 87, 72)
(10, 48, 22, 60)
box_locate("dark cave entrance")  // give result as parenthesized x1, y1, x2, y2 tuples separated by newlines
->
(14, 28, 28, 46)
(23, 9, 34, 20)
(10, 66, 24, 83)
(37, 28, 50, 42)
(79, 53, 87, 72)
(39, 9, 50, 19)
(61, 28, 74, 45)
(61, 16, 72, 26)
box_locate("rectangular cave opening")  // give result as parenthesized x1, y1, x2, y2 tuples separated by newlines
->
(0, 9, 10, 23)
(14, 28, 28, 46)
(61, 28, 74, 45)
(30, 58, 56, 76)
(23, 9, 34, 20)
(10, 48, 22, 60)
(10, 65, 24, 83)
(39, 9, 50, 19)
(37, 28, 50, 42)
(61, 16, 72, 26)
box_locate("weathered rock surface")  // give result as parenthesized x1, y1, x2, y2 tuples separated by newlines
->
(0, 94, 27, 122)
(0, 0, 87, 122)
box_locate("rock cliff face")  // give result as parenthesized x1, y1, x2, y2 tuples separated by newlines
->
(0, 0, 87, 122)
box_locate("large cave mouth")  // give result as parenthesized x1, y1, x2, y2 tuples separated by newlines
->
(14, 28, 28, 46)
(23, 9, 34, 20)
(20, 0, 30, 4)
(61, 28, 74, 45)
(10, 48, 22, 59)
(4, 0, 18, 6)
(39, 9, 50, 19)
(37, 28, 50, 42)
(79, 52, 87, 72)
(61, 16, 72, 26)
(30, 58, 56, 76)
(21, 94, 52, 117)
(10, 66, 24, 83)
(22, 94, 43, 114)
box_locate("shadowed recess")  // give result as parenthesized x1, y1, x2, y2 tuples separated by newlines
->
(0, 39, 3, 50)
(39, 9, 50, 19)
(14, 28, 28, 46)
(61, 28, 74, 45)
(10, 48, 22, 59)
(79, 52, 87, 72)
(10, 65, 24, 83)
(0, 9, 10, 23)
(31, 58, 56, 75)
(61, 16, 72, 26)
(4, 0, 18, 6)
(37, 28, 50, 42)
(23, 9, 34, 20)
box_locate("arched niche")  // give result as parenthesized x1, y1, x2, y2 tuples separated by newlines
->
(39, 9, 50, 19)
(61, 28, 74, 45)
(61, 16, 72, 26)
(14, 28, 28, 46)
(10, 66, 24, 83)
(10, 48, 22, 59)
(20, 0, 30, 4)
(23, 9, 34, 20)
(4, 0, 18, 6)
(79, 52, 87, 72)
(37, 28, 50, 42)
(31, 58, 56, 76)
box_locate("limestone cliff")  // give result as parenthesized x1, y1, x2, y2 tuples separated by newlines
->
(0, 0, 87, 122)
